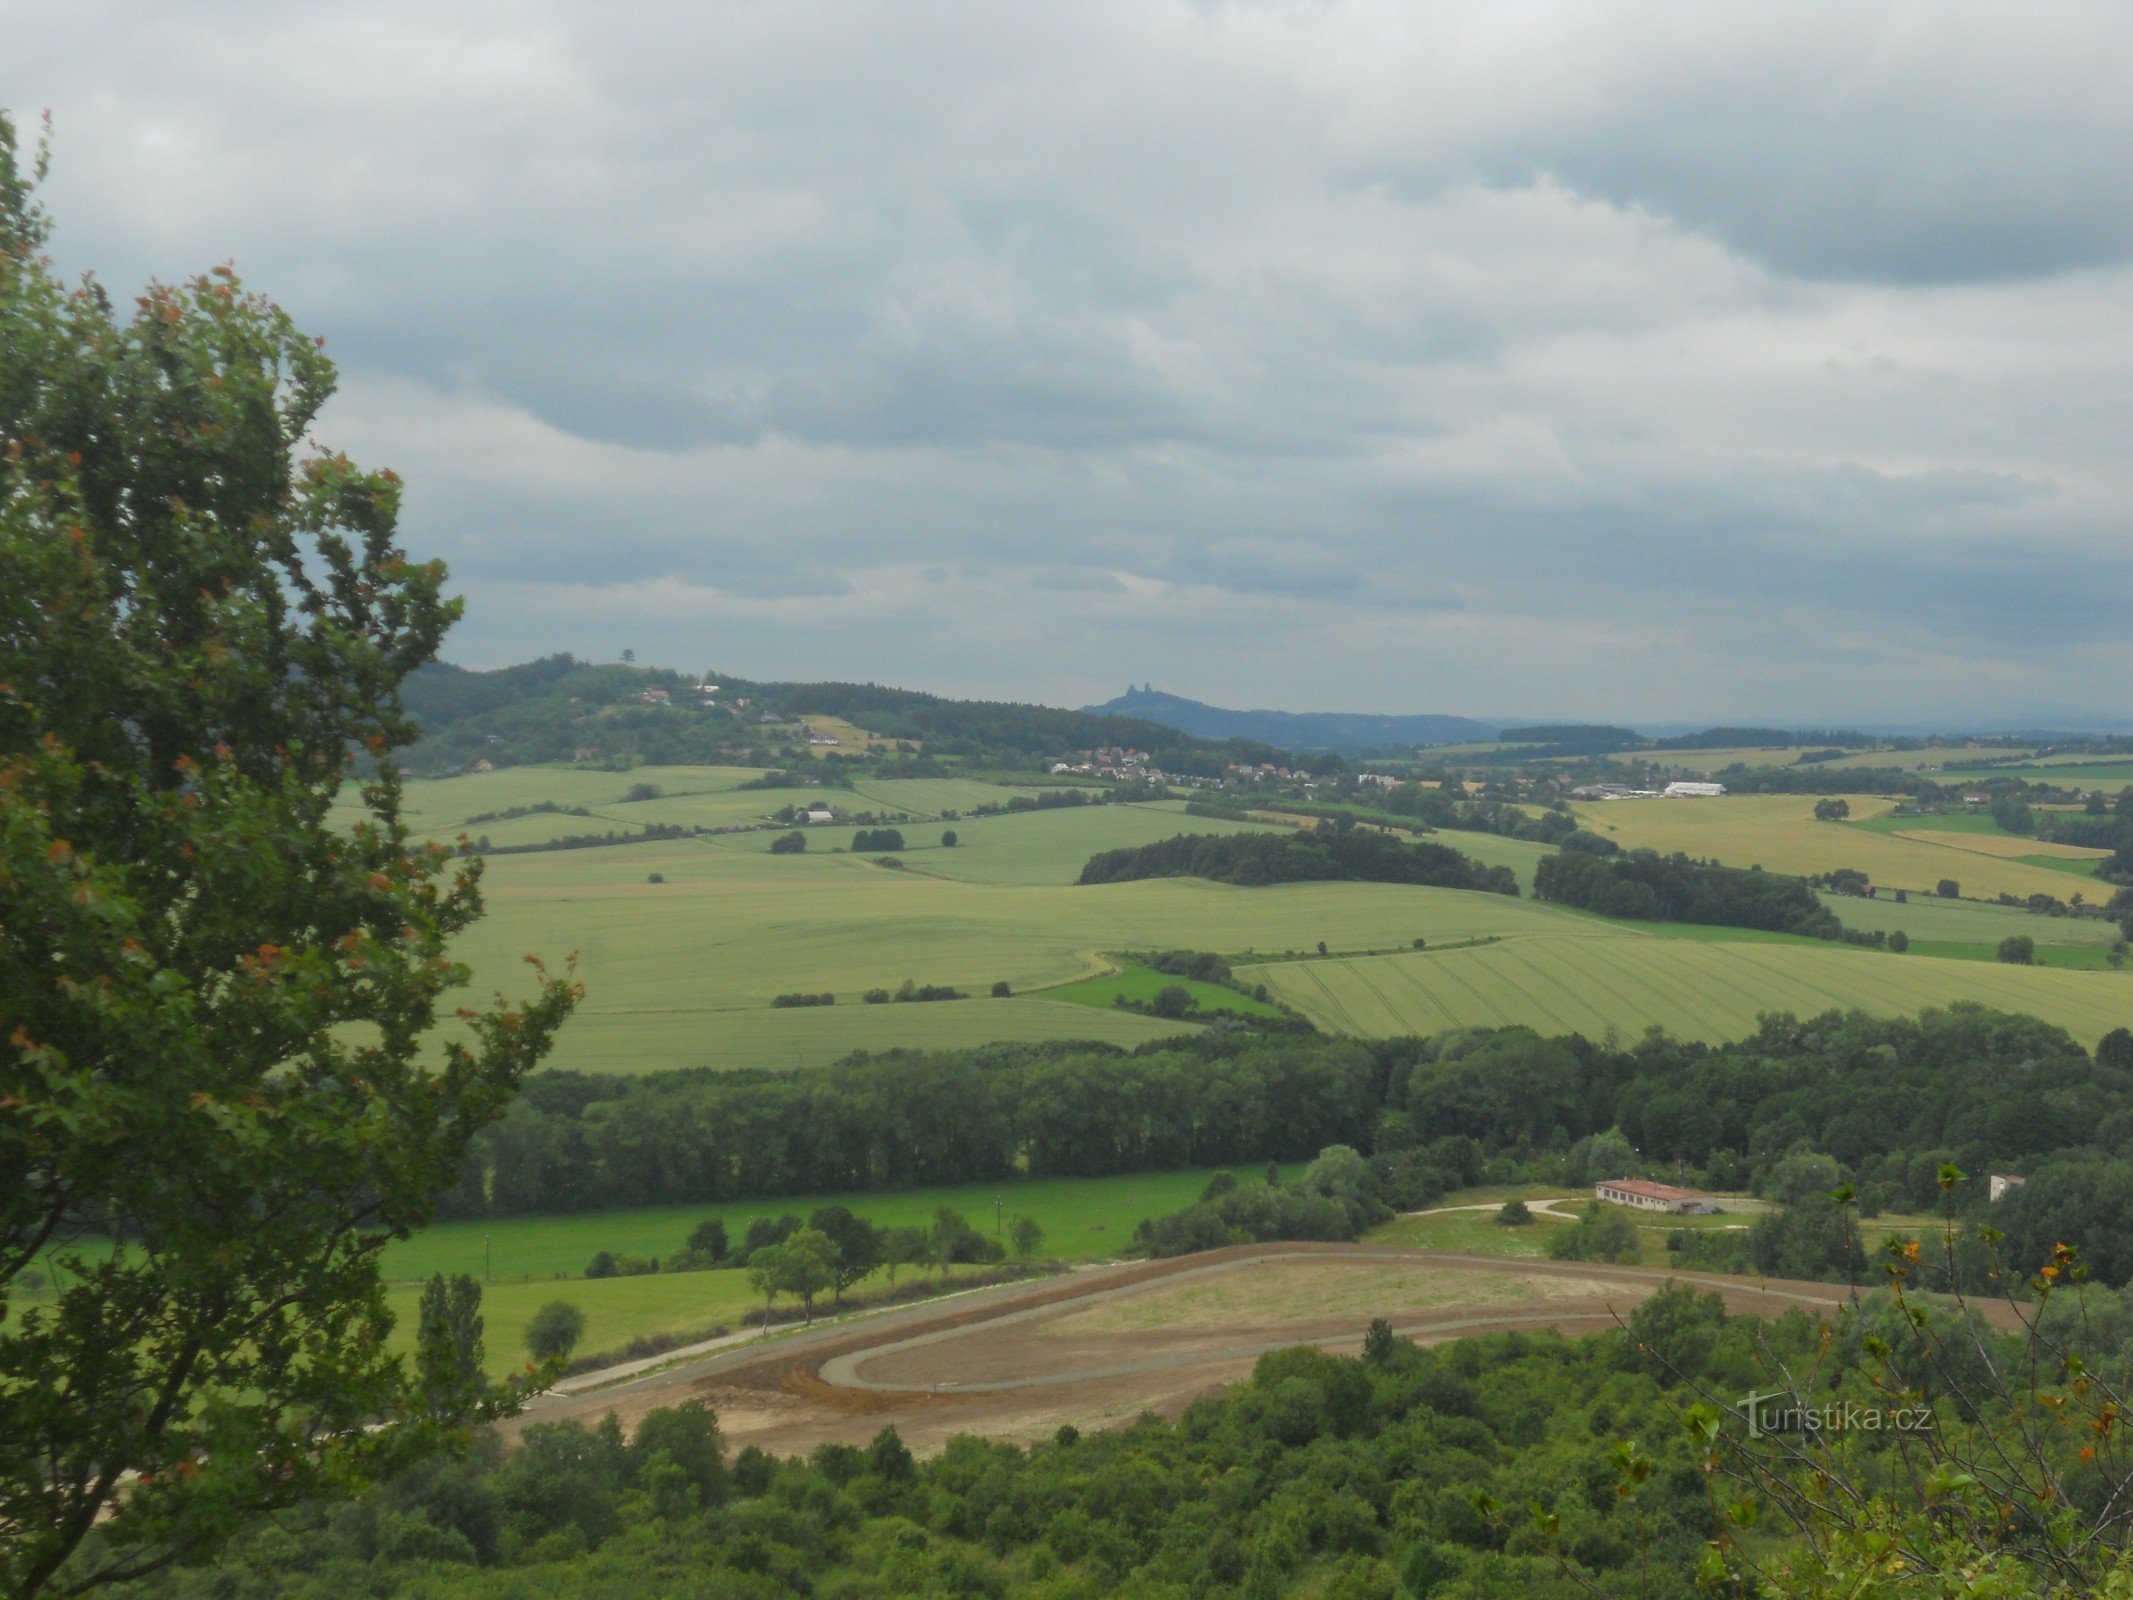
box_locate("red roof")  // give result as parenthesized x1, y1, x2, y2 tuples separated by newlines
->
(1597, 1178, 1711, 1202)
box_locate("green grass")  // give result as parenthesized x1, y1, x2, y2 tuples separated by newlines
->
(1901, 941, 2126, 971)
(545, 997, 1200, 1076)
(1044, 962, 1287, 1018)
(2015, 854, 2105, 881)
(1819, 892, 2119, 946)
(384, 1164, 1298, 1285)
(383, 764, 2129, 1076)
(1938, 762, 2133, 785)
(1240, 934, 2133, 1048)
(445, 820, 1584, 1074)
(897, 803, 1270, 886)
(1848, 809, 2018, 837)
(382, 1165, 1308, 1373)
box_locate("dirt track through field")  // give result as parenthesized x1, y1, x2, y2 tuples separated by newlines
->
(509, 1242, 1954, 1459)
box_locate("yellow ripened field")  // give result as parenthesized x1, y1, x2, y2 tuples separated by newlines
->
(1241, 935, 2133, 1048)
(1569, 795, 2091, 901)
(1888, 830, 2108, 862)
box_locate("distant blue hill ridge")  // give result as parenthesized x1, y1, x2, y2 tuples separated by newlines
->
(1079, 686, 1500, 753)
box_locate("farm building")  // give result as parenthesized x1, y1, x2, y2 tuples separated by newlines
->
(803, 806, 837, 824)
(1989, 1173, 2027, 1202)
(1662, 781, 1727, 798)
(1594, 1178, 1719, 1214)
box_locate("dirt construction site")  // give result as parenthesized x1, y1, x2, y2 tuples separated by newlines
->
(513, 1243, 1902, 1458)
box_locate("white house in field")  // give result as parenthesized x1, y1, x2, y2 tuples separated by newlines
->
(1662, 781, 1727, 798)
(1594, 1178, 1719, 1215)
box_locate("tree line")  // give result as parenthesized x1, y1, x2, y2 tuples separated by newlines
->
(1534, 847, 1842, 936)
(1075, 825, 1520, 894)
(439, 1009, 2133, 1243)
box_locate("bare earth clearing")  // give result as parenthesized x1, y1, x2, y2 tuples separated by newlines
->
(511, 1243, 1978, 1459)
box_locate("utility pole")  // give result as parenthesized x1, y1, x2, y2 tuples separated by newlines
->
(484, 1234, 491, 1283)
(994, 1195, 1003, 1235)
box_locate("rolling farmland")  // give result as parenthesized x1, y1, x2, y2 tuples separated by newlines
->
(1242, 935, 2132, 1047)
(381, 766, 2129, 1077)
(1570, 794, 2099, 901)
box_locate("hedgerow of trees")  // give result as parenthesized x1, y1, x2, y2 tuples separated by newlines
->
(1077, 825, 1519, 894)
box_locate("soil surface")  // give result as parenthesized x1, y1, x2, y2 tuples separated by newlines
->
(507, 1243, 1967, 1458)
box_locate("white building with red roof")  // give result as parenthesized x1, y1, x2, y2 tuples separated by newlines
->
(1594, 1178, 1718, 1215)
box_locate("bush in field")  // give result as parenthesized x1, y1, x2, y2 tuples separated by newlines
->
(1547, 1204, 1638, 1263)
(1937, 878, 1961, 898)
(1997, 935, 2036, 965)
(1496, 1199, 1534, 1226)
(893, 980, 964, 1002)
(525, 1302, 586, 1363)
(1889, 930, 1909, 952)
(990, 980, 1012, 997)
(1148, 985, 1196, 1019)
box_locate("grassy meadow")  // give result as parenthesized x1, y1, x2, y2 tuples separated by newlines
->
(380, 1163, 1302, 1378)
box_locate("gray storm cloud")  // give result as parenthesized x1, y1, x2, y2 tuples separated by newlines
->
(7, 0, 2131, 724)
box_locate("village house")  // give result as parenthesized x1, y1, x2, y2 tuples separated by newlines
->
(1593, 1178, 1719, 1215)
(1989, 1173, 2027, 1202)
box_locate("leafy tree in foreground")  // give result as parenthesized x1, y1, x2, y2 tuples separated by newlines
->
(0, 115, 576, 1596)
(414, 1274, 487, 1422)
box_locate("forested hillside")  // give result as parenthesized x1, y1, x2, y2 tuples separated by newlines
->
(398, 657, 1309, 776)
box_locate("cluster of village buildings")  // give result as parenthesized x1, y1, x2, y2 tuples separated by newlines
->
(1569, 781, 1728, 800)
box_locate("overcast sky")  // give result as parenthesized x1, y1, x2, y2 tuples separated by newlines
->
(9, 1, 2132, 726)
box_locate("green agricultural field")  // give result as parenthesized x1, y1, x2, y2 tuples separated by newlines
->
(889, 802, 1270, 886)
(1901, 940, 2124, 971)
(1240, 934, 2133, 1048)
(393, 765, 2127, 1076)
(384, 1165, 1296, 1285)
(1045, 962, 1288, 1018)
(379, 1164, 1305, 1374)
(385, 1270, 768, 1381)
(1570, 794, 2093, 902)
(1848, 808, 2021, 838)
(446, 825, 1578, 1073)
(540, 997, 1197, 1076)
(1820, 891, 2119, 947)
(1938, 761, 2133, 785)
